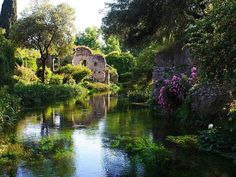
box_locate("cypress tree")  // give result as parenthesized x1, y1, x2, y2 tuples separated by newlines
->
(0, 0, 17, 37)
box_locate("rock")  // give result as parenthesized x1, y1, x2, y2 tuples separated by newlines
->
(189, 83, 231, 115)
(152, 47, 192, 99)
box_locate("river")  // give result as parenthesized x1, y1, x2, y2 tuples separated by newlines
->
(0, 93, 235, 177)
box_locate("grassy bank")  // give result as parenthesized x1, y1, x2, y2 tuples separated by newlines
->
(14, 83, 88, 107)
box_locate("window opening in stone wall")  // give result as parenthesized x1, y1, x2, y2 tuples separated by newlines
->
(82, 60, 87, 66)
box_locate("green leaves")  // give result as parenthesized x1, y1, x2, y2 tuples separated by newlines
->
(102, 0, 210, 47)
(186, 1, 236, 84)
(75, 27, 101, 50)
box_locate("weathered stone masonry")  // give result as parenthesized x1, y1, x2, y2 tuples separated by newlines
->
(72, 47, 118, 83)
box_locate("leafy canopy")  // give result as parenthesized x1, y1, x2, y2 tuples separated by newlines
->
(75, 26, 101, 50)
(102, 0, 210, 47)
(186, 0, 236, 84)
(11, 2, 75, 59)
(10, 2, 76, 82)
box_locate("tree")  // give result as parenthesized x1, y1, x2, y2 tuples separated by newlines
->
(106, 51, 136, 75)
(0, 29, 15, 85)
(0, 0, 17, 37)
(102, 35, 121, 54)
(75, 26, 101, 50)
(11, 2, 75, 83)
(186, 0, 236, 84)
(102, 0, 210, 47)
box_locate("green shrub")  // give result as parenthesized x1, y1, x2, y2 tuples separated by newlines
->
(73, 67, 92, 83)
(127, 90, 150, 103)
(83, 82, 110, 92)
(15, 48, 39, 72)
(199, 120, 236, 162)
(127, 83, 152, 103)
(120, 72, 132, 83)
(106, 51, 136, 75)
(0, 87, 20, 129)
(175, 97, 191, 122)
(59, 64, 92, 84)
(186, 1, 236, 84)
(83, 81, 119, 93)
(49, 74, 63, 85)
(166, 135, 198, 148)
(14, 84, 88, 107)
(13, 65, 39, 85)
(36, 67, 53, 84)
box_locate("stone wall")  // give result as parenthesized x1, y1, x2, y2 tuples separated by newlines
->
(152, 47, 192, 99)
(72, 47, 109, 83)
(189, 83, 231, 115)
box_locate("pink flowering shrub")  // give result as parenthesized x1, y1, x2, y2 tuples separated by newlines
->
(158, 67, 197, 112)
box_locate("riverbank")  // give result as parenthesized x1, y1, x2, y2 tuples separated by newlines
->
(0, 82, 119, 130)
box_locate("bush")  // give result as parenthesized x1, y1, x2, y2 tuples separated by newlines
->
(127, 90, 150, 103)
(36, 67, 53, 84)
(127, 82, 153, 103)
(186, 1, 236, 84)
(120, 72, 132, 83)
(158, 67, 197, 112)
(83, 82, 110, 92)
(59, 64, 92, 84)
(166, 135, 198, 148)
(49, 74, 63, 85)
(13, 65, 39, 85)
(106, 51, 136, 75)
(14, 84, 88, 107)
(0, 87, 20, 129)
(199, 119, 236, 162)
(15, 48, 39, 72)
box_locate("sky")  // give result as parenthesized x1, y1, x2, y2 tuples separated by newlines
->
(0, 0, 109, 31)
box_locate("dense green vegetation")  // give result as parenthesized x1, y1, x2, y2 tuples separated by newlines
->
(14, 84, 88, 107)
(0, 0, 17, 37)
(0, 29, 15, 85)
(0, 0, 235, 175)
(11, 2, 75, 83)
(186, 1, 236, 84)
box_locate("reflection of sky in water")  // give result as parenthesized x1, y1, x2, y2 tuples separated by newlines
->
(54, 114, 61, 127)
(20, 122, 42, 141)
(17, 115, 60, 141)
(72, 120, 137, 177)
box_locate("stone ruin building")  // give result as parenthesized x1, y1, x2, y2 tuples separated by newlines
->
(152, 47, 192, 99)
(72, 47, 118, 83)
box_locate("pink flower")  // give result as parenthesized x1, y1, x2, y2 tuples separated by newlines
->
(191, 67, 197, 73)
(164, 79, 169, 84)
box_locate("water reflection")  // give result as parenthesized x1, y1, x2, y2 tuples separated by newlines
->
(0, 93, 235, 177)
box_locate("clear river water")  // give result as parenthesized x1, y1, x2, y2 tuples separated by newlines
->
(0, 93, 235, 177)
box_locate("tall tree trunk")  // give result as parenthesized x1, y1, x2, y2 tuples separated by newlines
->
(41, 57, 46, 83)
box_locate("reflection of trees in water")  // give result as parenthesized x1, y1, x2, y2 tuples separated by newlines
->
(41, 112, 49, 136)
(104, 109, 154, 137)
(70, 93, 118, 127)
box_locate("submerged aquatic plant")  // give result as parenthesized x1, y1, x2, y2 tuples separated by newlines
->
(109, 136, 172, 167)
(22, 134, 73, 159)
